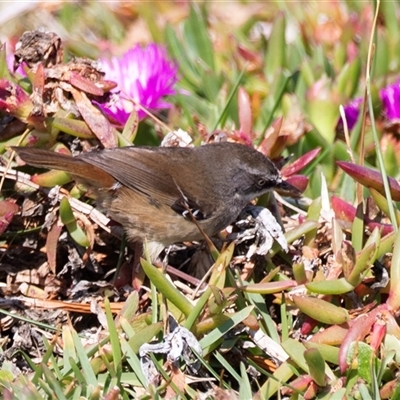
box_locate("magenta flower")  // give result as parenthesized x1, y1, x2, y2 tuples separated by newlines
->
(380, 80, 400, 121)
(6, 54, 26, 76)
(340, 79, 400, 130)
(99, 44, 179, 125)
(340, 98, 363, 130)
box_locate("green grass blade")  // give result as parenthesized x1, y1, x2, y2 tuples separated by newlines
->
(71, 328, 98, 387)
(200, 305, 254, 355)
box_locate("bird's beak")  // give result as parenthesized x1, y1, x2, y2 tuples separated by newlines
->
(276, 179, 302, 198)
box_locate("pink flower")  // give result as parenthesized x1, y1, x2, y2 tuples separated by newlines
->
(340, 98, 363, 130)
(6, 54, 26, 76)
(99, 44, 179, 124)
(380, 80, 400, 121)
(340, 79, 400, 130)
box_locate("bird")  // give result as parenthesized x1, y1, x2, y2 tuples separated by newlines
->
(13, 141, 299, 261)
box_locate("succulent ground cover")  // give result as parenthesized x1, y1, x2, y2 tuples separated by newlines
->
(0, 1, 400, 399)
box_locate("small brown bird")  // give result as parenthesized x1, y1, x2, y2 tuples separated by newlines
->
(13, 142, 298, 260)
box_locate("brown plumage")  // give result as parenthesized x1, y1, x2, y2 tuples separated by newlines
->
(13, 142, 299, 260)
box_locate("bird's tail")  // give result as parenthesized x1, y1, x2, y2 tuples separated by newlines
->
(12, 147, 116, 188)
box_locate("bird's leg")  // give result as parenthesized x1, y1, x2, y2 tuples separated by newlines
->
(162, 245, 173, 271)
(131, 241, 145, 290)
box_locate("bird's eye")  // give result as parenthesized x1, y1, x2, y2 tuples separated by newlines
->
(256, 178, 266, 188)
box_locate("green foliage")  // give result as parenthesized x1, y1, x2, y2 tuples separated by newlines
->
(4, 0, 400, 398)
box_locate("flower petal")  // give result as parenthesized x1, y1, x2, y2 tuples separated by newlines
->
(98, 44, 179, 124)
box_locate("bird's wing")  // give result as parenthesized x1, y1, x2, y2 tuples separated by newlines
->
(81, 147, 214, 220)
